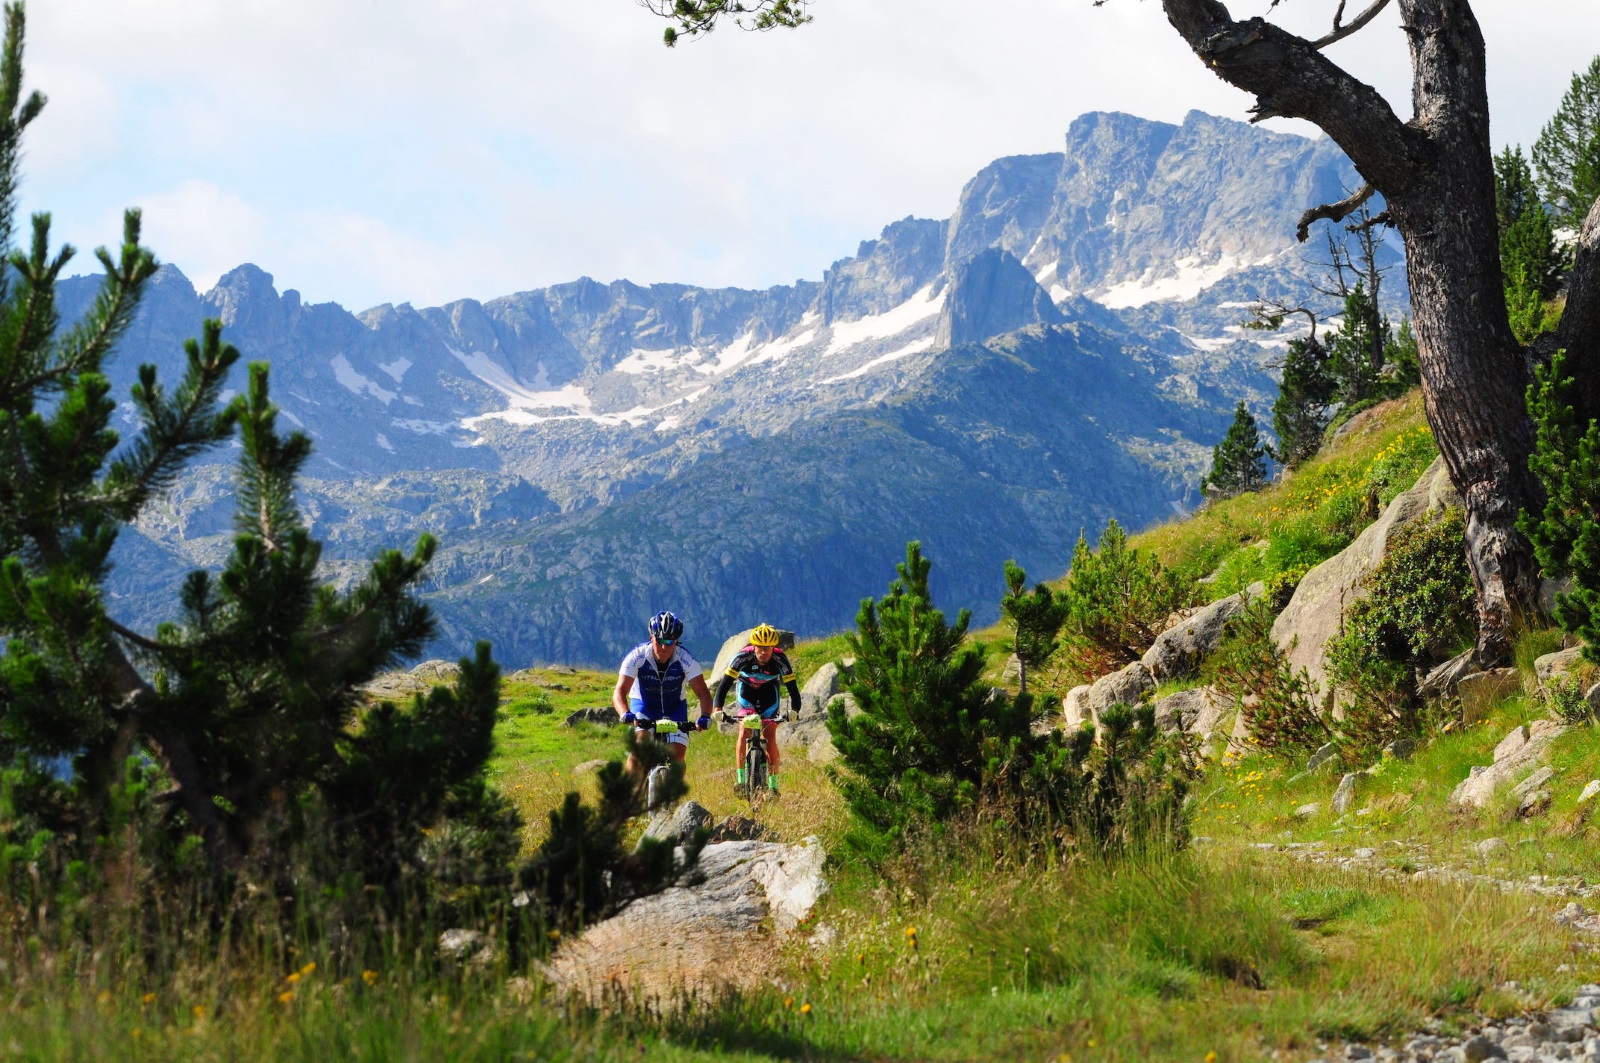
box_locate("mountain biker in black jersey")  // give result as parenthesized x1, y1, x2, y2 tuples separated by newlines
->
(613, 611, 713, 776)
(713, 623, 801, 794)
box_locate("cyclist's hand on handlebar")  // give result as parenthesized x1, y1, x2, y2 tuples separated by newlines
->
(695, 715, 712, 731)
(620, 711, 639, 727)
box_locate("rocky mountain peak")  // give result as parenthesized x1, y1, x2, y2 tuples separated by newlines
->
(935, 248, 1064, 348)
(818, 216, 947, 325)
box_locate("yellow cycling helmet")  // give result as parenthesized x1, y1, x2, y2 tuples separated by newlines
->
(749, 623, 781, 647)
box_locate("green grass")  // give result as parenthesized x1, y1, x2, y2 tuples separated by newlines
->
(14, 384, 1600, 1061)
(1134, 391, 1435, 595)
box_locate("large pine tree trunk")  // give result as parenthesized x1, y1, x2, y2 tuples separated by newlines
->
(1160, 0, 1543, 663)
(1395, 180, 1542, 662)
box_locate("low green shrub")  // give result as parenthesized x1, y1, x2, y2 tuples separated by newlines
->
(1325, 509, 1476, 752)
(830, 543, 1195, 861)
(1058, 519, 1190, 682)
(1202, 599, 1330, 760)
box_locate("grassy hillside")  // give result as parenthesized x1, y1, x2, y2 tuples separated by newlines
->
(15, 386, 1600, 1061)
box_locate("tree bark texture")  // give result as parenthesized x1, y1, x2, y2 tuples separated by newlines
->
(1160, 0, 1549, 663)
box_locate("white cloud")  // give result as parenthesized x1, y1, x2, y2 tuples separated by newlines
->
(17, 1, 1600, 311)
(133, 180, 268, 292)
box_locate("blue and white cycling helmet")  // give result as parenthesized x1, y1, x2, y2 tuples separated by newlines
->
(648, 610, 684, 642)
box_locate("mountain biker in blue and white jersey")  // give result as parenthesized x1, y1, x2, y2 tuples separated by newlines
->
(713, 623, 801, 794)
(613, 611, 713, 774)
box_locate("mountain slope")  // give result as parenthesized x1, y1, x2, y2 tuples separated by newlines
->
(72, 109, 1403, 664)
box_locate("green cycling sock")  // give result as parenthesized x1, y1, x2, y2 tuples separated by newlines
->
(768, 774, 779, 793)
(736, 768, 747, 784)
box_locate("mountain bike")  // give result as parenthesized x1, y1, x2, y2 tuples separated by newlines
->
(643, 718, 680, 810)
(726, 710, 788, 802)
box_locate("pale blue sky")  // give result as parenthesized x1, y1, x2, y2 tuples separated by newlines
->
(21, 1, 1600, 312)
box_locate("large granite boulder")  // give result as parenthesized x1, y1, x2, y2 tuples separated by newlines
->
(1062, 685, 1094, 730)
(800, 659, 855, 716)
(640, 800, 713, 844)
(1152, 685, 1230, 734)
(543, 837, 828, 1001)
(1456, 668, 1520, 725)
(1084, 661, 1155, 724)
(786, 693, 861, 763)
(1272, 457, 1458, 705)
(1535, 646, 1589, 697)
(1141, 582, 1262, 682)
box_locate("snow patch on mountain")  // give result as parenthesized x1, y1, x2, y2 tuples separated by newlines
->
(332, 354, 397, 405)
(378, 357, 412, 383)
(613, 346, 714, 375)
(825, 286, 943, 355)
(815, 335, 938, 386)
(1096, 255, 1245, 309)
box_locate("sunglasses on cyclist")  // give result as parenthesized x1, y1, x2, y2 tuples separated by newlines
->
(654, 637, 677, 646)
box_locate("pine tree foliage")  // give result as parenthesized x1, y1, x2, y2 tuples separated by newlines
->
(640, 0, 811, 45)
(1532, 55, 1600, 231)
(1325, 282, 1389, 407)
(828, 542, 1194, 859)
(0, 2, 586, 916)
(1057, 520, 1188, 680)
(1270, 336, 1335, 467)
(828, 542, 1024, 849)
(1496, 144, 1566, 344)
(1203, 401, 1269, 498)
(999, 559, 1065, 696)
(1494, 145, 1542, 236)
(1520, 349, 1600, 665)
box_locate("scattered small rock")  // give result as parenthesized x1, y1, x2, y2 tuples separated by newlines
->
(708, 814, 765, 842)
(438, 928, 494, 967)
(1333, 772, 1361, 815)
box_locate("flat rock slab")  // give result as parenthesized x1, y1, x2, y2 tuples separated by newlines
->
(543, 837, 827, 1001)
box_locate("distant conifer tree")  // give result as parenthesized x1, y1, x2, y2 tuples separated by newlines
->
(1532, 55, 1600, 231)
(1271, 335, 1336, 467)
(1203, 402, 1269, 498)
(1495, 145, 1566, 343)
(999, 559, 1065, 696)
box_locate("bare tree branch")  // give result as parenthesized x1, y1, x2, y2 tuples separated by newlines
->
(1296, 182, 1375, 243)
(1244, 298, 1320, 343)
(1347, 209, 1392, 232)
(109, 618, 167, 653)
(1312, 0, 1393, 49)
(1159, 0, 1423, 194)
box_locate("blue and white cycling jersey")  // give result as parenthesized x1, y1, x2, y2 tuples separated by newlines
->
(618, 642, 703, 724)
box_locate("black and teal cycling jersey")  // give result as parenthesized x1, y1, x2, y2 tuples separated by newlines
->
(714, 647, 801, 719)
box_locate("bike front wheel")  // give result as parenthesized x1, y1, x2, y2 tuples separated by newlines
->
(744, 742, 769, 796)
